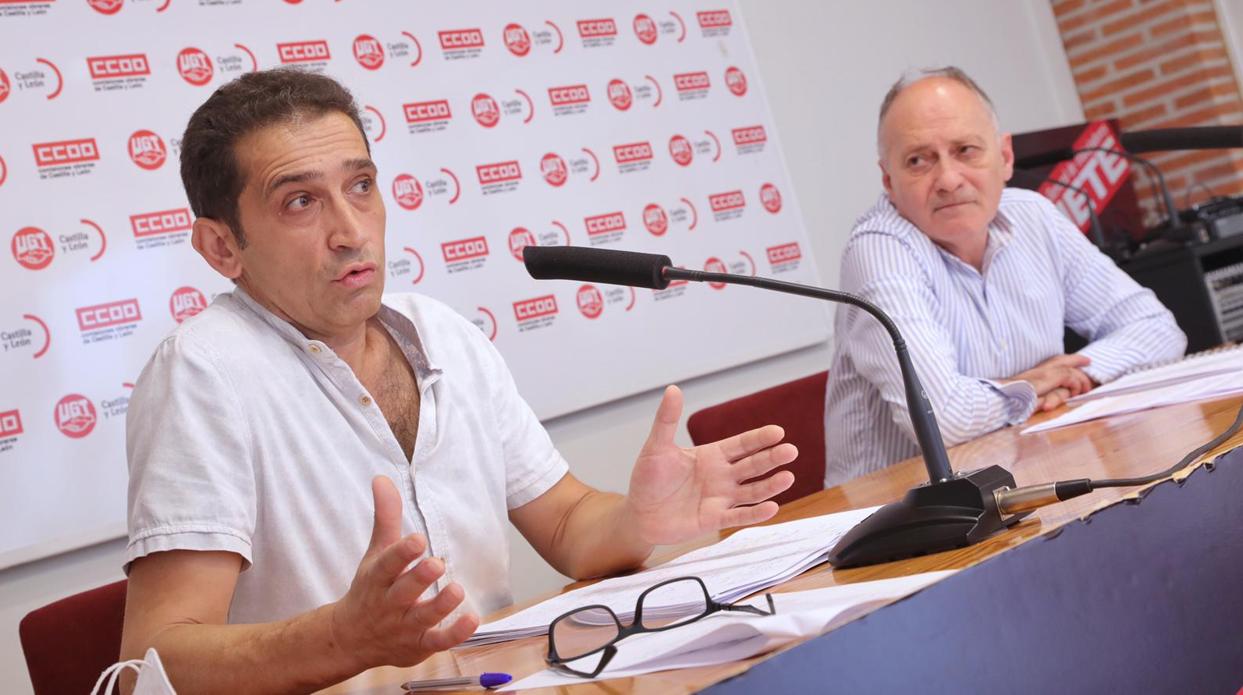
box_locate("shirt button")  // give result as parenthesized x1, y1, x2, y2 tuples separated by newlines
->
(359, 395, 372, 406)
(308, 344, 321, 354)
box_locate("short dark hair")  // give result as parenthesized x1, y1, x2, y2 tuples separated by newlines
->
(179, 68, 369, 247)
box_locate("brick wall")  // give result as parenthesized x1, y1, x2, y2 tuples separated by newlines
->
(1052, 0, 1243, 224)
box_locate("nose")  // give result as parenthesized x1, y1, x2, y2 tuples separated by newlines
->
(932, 157, 967, 193)
(325, 194, 367, 250)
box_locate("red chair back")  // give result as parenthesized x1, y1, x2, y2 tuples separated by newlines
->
(686, 371, 829, 506)
(20, 579, 127, 695)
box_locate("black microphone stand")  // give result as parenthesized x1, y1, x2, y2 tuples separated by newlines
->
(662, 266, 1029, 568)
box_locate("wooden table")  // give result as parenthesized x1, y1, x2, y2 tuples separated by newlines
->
(326, 393, 1243, 694)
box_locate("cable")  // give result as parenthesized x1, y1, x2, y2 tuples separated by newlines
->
(995, 399, 1243, 514)
(1093, 398, 1243, 487)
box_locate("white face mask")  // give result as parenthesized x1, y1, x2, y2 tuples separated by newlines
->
(92, 647, 177, 695)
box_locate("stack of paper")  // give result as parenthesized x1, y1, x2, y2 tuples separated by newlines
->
(1068, 345, 1243, 404)
(502, 570, 955, 690)
(465, 505, 879, 646)
(1024, 367, 1243, 434)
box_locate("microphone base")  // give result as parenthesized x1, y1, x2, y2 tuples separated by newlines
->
(827, 465, 1028, 568)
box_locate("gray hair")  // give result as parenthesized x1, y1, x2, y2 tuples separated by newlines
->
(876, 66, 999, 158)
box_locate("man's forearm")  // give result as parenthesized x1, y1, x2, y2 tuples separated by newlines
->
(553, 490, 654, 580)
(126, 603, 362, 695)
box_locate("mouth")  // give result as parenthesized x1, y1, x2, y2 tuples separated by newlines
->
(934, 200, 975, 213)
(334, 262, 378, 288)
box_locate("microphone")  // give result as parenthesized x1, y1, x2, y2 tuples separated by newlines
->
(523, 245, 1029, 567)
(524, 245, 673, 290)
(1119, 125, 1243, 153)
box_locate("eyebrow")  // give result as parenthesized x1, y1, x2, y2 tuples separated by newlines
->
(264, 157, 378, 198)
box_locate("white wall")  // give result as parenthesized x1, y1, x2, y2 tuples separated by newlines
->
(0, 2, 1081, 691)
(1218, 0, 1243, 84)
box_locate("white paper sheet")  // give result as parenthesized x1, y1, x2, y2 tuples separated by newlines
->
(503, 571, 955, 690)
(467, 506, 880, 645)
(1068, 345, 1243, 404)
(1023, 369, 1243, 434)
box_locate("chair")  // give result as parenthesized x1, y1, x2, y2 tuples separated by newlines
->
(20, 579, 128, 695)
(686, 371, 829, 506)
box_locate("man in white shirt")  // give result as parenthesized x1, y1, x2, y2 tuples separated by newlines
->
(823, 67, 1185, 486)
(120, 68, 797, 692)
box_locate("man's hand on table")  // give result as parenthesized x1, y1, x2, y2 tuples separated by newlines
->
(1007, 354, 1097, 413)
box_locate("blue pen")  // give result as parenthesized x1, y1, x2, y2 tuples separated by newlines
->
(400, 672, 512, 691)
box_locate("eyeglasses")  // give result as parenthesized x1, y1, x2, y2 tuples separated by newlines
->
(545, 576, 777, 678)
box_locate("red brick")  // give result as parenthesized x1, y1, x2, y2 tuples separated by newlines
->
(1150, 100, 1243, 127)
(1054, 0, 1089, 19)
(1150, 12, 1194, 38)
(1085, 101, 1121, 119)
(1150, 148, 1229, 171)
(1159, 47, 1228, 75)
(1069, 32, 1145, 71)
(1183, 159, 1243, 183)
(1174, 82, 1241, 109)
(1082, 68, 1156, 104)
(1119, 101, 1168, 127)
(1074, 64, 1111, 84)
(1060, 0, 1137, 35)
(1064, 28, 1101, 52)
(1113, 34, 1193, 71)
(1101, 0, 1175, 37)
(1123, 75, 1200, 107)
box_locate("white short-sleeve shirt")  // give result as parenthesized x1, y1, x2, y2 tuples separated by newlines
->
(125, 289, 568, 623)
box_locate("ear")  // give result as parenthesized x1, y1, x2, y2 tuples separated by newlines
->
(880, 160, 893, 196)
(999, 132, 1015, 183)
(191, 217, 244, 280)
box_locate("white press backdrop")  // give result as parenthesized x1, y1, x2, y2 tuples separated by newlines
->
(0, 0, 828, 569)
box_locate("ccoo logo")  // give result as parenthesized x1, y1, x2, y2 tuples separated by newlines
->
(278, 40, 331, 64)
(541, 153, 568, 187)
(177, 48, 214, 86)
(471, 93, 500, 128)
(503, 23, 531, 56)
(55, 394, 97, 439)
(607, 79, 632, 111)
(128, 130, 166, 170)
(76, 298, 142, 331)
(12, 227, 55, 270)
(392, 174, 423, 210)
(353, 35, 385, 70)
(88, 53, 150, 79)
(33, 138, 100, 167)
(170, 286, 207, 323)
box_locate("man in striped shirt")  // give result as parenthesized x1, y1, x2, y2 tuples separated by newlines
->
(824, 67, 1186, 487)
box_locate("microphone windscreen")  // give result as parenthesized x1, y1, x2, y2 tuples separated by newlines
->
(1120, 126, 1243, 153)
(523, 246, 672, 289)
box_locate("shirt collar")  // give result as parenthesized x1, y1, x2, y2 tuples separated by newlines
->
(878, 192, 1016, 273)
(228, 285, 442, 383)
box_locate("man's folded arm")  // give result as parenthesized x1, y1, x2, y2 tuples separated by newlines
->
(1052, 199, 1188, 382)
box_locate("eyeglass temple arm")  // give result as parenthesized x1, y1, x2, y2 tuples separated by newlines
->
(718, 593, 777, 616)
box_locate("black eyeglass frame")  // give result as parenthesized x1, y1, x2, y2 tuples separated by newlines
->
(545, 576, 777, 679)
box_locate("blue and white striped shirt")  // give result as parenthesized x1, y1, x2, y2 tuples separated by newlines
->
(824, 188, 1186, 486)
